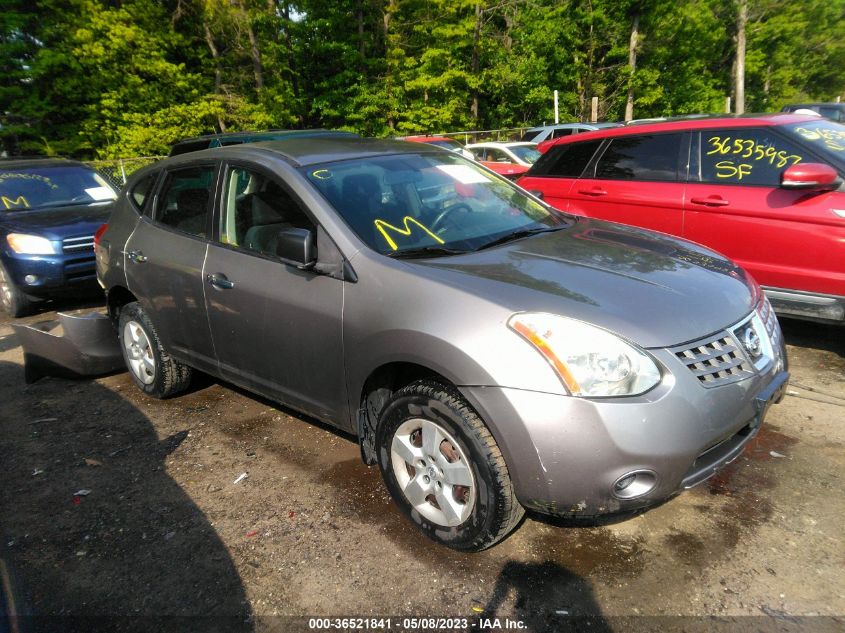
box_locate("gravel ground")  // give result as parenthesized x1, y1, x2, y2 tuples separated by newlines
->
(0, 298, 842, 633)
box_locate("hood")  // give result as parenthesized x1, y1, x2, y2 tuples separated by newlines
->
(1, 204, 112, 240)
(411, 217, 757, 348)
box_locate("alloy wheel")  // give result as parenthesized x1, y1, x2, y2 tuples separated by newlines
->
(390, 418, 476, 527)
(122, 320, 156, 385)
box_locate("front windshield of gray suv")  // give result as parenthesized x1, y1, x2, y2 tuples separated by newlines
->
(303, 152, 566, 256)
(785, 119, 845, 167)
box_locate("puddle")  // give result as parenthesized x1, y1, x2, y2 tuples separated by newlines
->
(526, 525, 646, 581)
(663, 530, 707, 567)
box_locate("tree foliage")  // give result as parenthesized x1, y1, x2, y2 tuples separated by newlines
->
(1, 0, 843, 157)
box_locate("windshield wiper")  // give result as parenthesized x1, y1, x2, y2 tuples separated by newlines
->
(475, 226, 565, 251)
(386, 245, 469, 259)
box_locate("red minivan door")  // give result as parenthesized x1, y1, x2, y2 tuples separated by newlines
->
(566, 132, 688, 235)
(684, 128, 845, 299)
(518, 139, 603, 212)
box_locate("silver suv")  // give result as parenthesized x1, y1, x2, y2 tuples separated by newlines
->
(96, 138, 789, 550)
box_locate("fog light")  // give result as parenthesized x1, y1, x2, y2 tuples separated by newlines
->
(24, 274, 38, 284)
(612, 470, 657, 500)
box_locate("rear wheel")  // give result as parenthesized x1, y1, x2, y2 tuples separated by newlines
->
(0, 262, 33, 317)
(376, 379, 524, 551)
(118, 302, 192, 398)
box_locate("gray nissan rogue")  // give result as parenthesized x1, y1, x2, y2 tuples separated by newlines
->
(95, 138, 789, 551)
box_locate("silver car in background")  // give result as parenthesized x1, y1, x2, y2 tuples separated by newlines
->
(95, 138, 788, 550)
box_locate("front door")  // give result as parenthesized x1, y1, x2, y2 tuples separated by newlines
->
(569, 132, 688, 235)
(203, 163, 346, 425)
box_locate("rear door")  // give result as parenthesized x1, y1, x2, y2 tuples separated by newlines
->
(124, 163, 219, 374)
(203, 162, 347, 425)
(684, 127, 845, 298)
(568, 132, 688, 235)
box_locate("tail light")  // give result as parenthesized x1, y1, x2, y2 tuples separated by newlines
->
(93, 223, 108, 248)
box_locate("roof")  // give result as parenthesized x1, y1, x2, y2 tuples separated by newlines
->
(526, 122, 620, 131)
(466, 141, 537, 149)
(174, 136, 444, 168)
(543, 113, 823, 147)
(401, 136, 455, 143)
(0, 157, 87, 169)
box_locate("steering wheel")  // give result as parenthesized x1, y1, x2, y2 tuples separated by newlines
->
(430, 203, 473, 233)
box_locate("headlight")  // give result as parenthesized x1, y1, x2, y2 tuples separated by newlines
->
(6, 233, 58, 255)
(508, 313, 661, 397)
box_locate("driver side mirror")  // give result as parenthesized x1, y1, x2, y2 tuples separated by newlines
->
(781, 163, 841, 191)
(276, 227, 316, 269)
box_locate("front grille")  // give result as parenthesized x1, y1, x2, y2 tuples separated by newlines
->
(759, 296, 781, 352)
(62, 235, 94, 253)
(673, 333, 755, 388)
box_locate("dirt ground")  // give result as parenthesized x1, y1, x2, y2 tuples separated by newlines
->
(0, 297, 843, 633)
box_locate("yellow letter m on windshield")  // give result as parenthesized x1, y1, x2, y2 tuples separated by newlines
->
(2, 195, 29, 209)
(374, 216, 445, 251)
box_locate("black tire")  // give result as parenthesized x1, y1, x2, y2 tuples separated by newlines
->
(376, 379, 524, 551)
(118, 301, 192, 398)
(0, 262, 33, 317)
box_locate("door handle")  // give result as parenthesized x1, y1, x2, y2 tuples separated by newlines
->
(206, 273, 234, 290)
(127, 250, 148, 263)
(578, 187, 608, 196)
(689, 196, 730, 207)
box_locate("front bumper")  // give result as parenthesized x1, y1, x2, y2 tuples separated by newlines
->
(460, 341, 789, 518)
(1, 249, 98, 296)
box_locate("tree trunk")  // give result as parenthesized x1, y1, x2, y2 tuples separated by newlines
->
(624, 12, 639, 122)
(734, 0, 747, 114)
(235, 0, 264, 91)
(383, 0, 397, 129)
(470, 3, 482, 123)
(281, 2, 301, 108)
(357, 2, 365, 57)
(202, 22, 226, 132)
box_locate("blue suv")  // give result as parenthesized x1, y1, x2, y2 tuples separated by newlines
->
(0, 158, 117, 316)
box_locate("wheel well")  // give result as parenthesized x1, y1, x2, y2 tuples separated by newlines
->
(357, 362, 451, 465)
(107, 286, 138, 324)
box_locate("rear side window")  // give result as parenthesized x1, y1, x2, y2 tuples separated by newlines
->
(155, 165, 215, 237)
(595, 134, 683, 181)
(699, 129, 807, 186)
(530, 140, 602, 178)
(129, 171, 158, 212)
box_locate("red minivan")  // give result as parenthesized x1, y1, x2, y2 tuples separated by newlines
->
(518, 114, 845, 324)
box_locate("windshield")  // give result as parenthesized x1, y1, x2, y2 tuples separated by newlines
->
(0, 166, 116, 211)
(303, 152, 566, 256)
(785, 120, 845, 166)
(509, 145, 541, 164)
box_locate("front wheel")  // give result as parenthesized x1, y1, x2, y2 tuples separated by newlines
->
(118, 302, 192, 398)
(376, 380, 524, 551)
(0, 262, 33, 317)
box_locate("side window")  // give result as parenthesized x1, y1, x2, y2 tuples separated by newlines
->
(700, 129, 807, 186)
(487, 148, 509, 163)
(595, 134, 683, 181)
(552, 128, 574, 139)
(129, 170, 159, 213)
(532, 139, 602, 178)
(155, 165, 215, 237)
(220, 166, 315, 258)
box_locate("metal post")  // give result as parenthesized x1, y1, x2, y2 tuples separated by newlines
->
(119, 159, 127, 184)
(554, 90, 559, 124)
